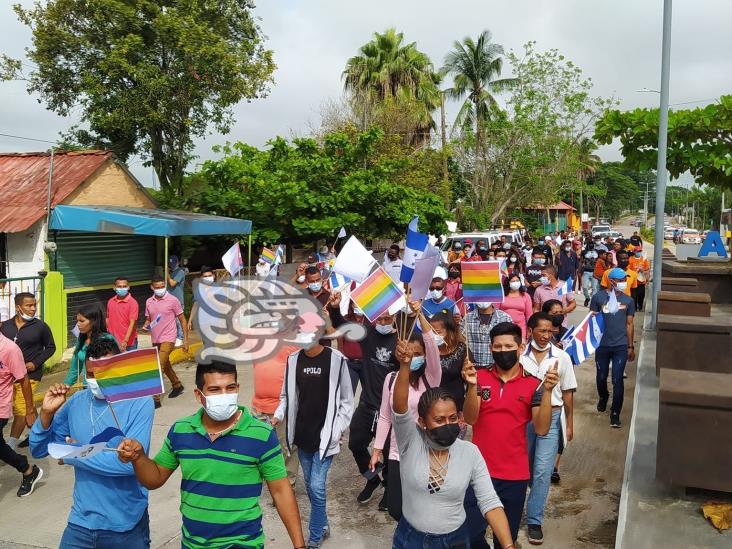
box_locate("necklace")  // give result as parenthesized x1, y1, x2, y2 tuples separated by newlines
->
(427, 447, 450, 494)
(88, 393, 108, 436)
(206, 410, 242, 440)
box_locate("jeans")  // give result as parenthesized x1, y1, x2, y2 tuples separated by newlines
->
(526, 409, 562, 525)
(127, 341, 139, 351)
(582, 271, 594, 301)
(465, 479, 528, 549)
(0, 418, 28, 473)
(596, 345, 629, 414)
(393, 518, 470, 549)
(347, 358, 362, 394)
(633, 284, 646, 311)
(60, 509, 150, 548)
(175, 317, 183, 340)
(298, 449, 334, 545)
(387, 458, 403, 522)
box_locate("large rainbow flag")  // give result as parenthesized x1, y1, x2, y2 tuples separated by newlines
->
(88, 348, 164, 403)
(461, 261, 504, 304)
(260, 247, 276, 264)
(350, 266, 404, 322)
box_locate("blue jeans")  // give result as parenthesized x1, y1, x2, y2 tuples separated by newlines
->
(465, 479, 528, 549)
(175, 318, 183, 340)
(595, 345, 628, 414)
(298, 449, 334, 545)
(393, 518, 470, 549)
(526, 409, 562, 525)
(60, 509, 150, 548)
(127, 341, 138, 351)
(582, 271, 594, 301)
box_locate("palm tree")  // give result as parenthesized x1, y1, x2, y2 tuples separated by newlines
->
(343, 28, 440, 146)
(576, 137, 602, 219)
(442, 30, 517, 143)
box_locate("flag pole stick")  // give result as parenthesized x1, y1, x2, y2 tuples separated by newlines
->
(406, 309, 420, 341)
(106, 401, 124, 434)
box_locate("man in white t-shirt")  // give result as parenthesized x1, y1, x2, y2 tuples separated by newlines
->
(519, 312, 577, 546)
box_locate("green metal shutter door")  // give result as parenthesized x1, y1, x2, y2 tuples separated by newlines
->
(55, 231, 155, 287)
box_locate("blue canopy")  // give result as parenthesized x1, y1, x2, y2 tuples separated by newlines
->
(50, 205, 251, 236)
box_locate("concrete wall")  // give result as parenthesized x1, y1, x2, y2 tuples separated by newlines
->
(6, 218, 46, 279)
(63, 160, 156, 208)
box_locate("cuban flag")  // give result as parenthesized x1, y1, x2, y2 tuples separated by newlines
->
(557, 276, 573, 297)
(564, 311, 605, 365)
(400, 215, 429, 283)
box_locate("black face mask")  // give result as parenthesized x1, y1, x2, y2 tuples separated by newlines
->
(492, 350, 518, 371)
(618, 260, 629, 269)
(551, 314, 564, 327)
(448, 271, 460, 279)
(426, 423, 460, 448)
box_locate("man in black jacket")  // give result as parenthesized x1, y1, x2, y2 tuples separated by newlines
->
(0, 293, 55, 449)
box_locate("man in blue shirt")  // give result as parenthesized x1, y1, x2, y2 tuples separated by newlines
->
(589, 268, 636, 429)
(422, 274, 461, 323)
(30, 338, 155, 548)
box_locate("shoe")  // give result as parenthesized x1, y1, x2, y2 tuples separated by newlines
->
(175, 338, 183, 347)
(597, 398, 608, 413)
(168, 386, 185, 399)
(322, 526, 330, 540)
(357, 477, 381, 504)
(527, 524, 544, 545)
(584, 298, 589, 307)
(18, 465, 43, 497)
(551, 468, 561, 484)
(610, 413, 621, 428)
(378, 491, 388, 511)
(18, 436, 30, 449)
(623, 372, 628, 379)
(154, 400, 162, 409)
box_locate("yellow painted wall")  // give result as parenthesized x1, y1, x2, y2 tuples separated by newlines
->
(64, 161, 156, 208)
(43, 271, 66, 366)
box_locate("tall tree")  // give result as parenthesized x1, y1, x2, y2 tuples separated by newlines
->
(343, 28, 440, 146)
(2, 0, 275, 195)
(442, 30, 517, 143)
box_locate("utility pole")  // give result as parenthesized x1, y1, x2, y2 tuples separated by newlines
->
(440, 93, 449, 186)
(651, 0, 672, 330)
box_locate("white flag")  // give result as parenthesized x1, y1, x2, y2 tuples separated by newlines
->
(337, 226, 347, 239)
(333, 236, 376, 282)
(222, 242, 244, 277)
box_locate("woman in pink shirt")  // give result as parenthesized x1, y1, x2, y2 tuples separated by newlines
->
(369, 307, 440, 521)
(498, 273, 533, 340)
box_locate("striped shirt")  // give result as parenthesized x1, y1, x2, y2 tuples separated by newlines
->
(154, 406, 286, 548)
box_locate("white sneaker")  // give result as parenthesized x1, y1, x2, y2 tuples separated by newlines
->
(175, 338, 183, 347)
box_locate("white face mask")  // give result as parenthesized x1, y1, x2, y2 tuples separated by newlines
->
(615, 281, 628, 292)
(201, 276, 215, 283)
(375, 323, 394, 335)
(153, 288, 167, 297)
(509, 281, 522, 291)
(86, 378, 105, 399)
(429, 289, 443, 300)
(475, 302, 493, 310)
(509, 256, 517, 263)
(530, 340, 551, 352)
(297, 275, 306, 283)
(204, 392, 239, 422)
(20, 313, 35, 321)
(433, 333, 446, 347)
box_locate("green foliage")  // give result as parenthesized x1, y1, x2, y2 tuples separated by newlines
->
(166, 128, 448, 243)
(586, 162, 640, 220)
(640, 226, 654, 244)
(7, 0, 275, 195)
(343, 28, 440, 146)
(594, 95, 732, 190)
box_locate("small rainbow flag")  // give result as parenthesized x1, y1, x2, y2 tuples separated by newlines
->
(461, 261, 504, 304)
(261, 247, 276, 264)
(350, 266, 403, 322)
(88, 348, 164, 403)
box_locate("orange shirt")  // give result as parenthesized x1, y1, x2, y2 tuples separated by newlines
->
(593, 258, 608, 280)
(600, 268, 638, 296)
(628, 256, 650, 284)
(251, 345, 297, 414)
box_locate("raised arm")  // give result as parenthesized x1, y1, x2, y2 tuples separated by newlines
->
(461, 356, 480, 425)
(531, 364, 559, 436)
(392, 340, 413, 414)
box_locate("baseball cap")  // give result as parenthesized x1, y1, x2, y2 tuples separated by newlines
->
(608, 267, 627, 280)
(464, 238, 473, 245)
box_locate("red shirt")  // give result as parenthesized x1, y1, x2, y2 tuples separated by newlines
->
(107, 293, 139, 347)
(472, 366, 542, 480)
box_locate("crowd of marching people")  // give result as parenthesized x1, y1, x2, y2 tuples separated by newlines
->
(0, 225, 649, 548)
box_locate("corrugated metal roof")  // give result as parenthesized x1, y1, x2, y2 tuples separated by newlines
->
(524, 201, 577, 211)
(0, 150, 112, 232)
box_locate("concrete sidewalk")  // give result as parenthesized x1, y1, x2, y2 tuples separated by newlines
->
(0, 303, 636, 548)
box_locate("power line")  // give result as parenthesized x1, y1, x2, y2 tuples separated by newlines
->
(0, 131, 55, 144)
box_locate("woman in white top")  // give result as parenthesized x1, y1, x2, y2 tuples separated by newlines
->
(391, 338, 514, 548)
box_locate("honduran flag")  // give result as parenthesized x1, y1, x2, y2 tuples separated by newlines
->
(557, 277, 573, 297)
(564, 311, 605, 365)
(400, 215, 429, 283)
(329, 271, 350, 291)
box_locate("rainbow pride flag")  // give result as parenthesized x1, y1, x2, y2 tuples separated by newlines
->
(261, 247, 276, 264)
(461, 261, 504, 304)
(88, 348, 164, 403)
(350, 266, 404, 322)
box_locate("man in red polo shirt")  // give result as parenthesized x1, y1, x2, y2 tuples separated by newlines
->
(107, 276, 139, 352)
(463, 322, 558, 549)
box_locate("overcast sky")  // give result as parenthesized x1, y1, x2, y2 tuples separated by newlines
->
(1, 0, 730, 188)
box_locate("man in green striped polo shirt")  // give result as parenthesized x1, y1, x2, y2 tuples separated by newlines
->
(118, 361, 306, 549)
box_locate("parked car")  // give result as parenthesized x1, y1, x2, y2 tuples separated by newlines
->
(591, 224, 611, 235)
(663, 227, 675, 240)
(680, 229, 702, 244)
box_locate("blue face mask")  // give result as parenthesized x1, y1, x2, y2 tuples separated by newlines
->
(308, 282, 322, 293)
(115, 287, 129, 297)
(410, 356, 425, 371)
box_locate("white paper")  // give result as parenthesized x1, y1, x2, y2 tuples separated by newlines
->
(387, 295, 407, 316)
(221, 242, 243, 277)
(48, 441, 108, 460)
(409, 253, 442, 301)
(332, 236, 376, 282)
